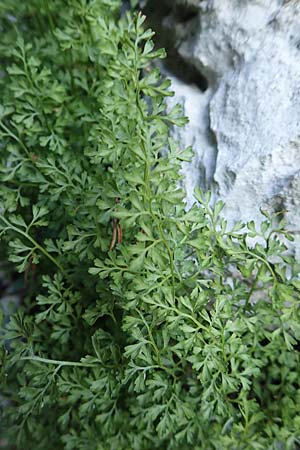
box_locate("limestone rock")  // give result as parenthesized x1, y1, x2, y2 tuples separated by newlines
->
(149, 0, 300, 251)
(166, 76, 216, 208)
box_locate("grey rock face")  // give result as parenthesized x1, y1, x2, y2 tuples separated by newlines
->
(167, 77, 216, 208)
(147, 0, 300, 249)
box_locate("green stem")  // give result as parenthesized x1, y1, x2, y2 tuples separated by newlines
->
(156, 218, 176, 297)
(21, 355, 97, 368)
(0, 216, 67, 278)
(44, 1, 56, 34)
(134, 34, 177, 299)
(235, 249, 277, 282)
(0, 122, 31, 158)
(244, 264, 263, 310)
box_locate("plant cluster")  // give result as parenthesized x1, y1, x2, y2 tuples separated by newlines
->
(1, 1, 300, 449)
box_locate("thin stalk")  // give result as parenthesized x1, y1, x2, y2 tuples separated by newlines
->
(21, 355, 97, 368)
(133, 33, 177, 300)
(21, 354, 122, 370)
(0, 216, 67, 278)
(233, 249, 278, 283)
(0, 122, 31, 158)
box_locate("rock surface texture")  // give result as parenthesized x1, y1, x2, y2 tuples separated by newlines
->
(145, 0, 300, 250)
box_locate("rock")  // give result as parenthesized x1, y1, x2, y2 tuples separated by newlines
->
(166, 76, 216, 208)
(146, 0, 300, 252)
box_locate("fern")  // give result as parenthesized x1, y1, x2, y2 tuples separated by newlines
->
(1, 1, 300, 449)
